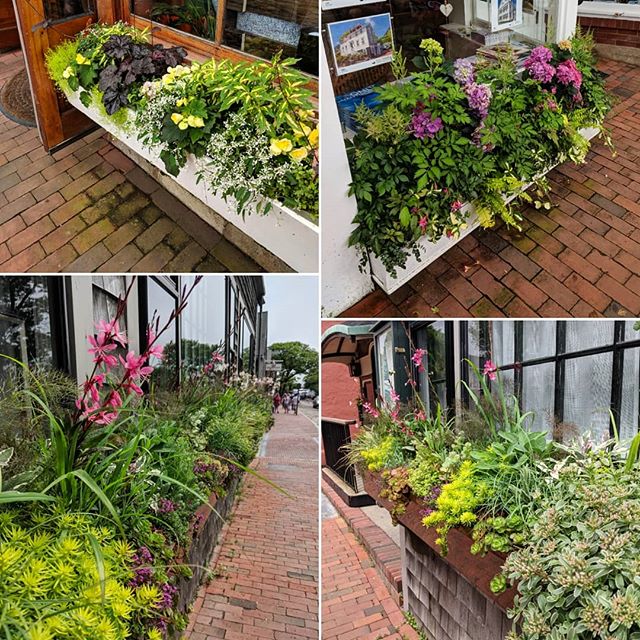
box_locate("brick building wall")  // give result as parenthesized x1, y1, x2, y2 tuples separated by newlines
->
(321, 320, 360, 423)
(401, 528, 512, 640)
(578, 16, 640, 48)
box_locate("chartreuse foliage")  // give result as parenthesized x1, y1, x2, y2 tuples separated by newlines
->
(347, 32, 612, 275)
(0, 510, 160, 640)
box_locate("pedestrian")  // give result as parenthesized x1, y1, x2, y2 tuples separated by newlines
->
(273, 391, 281, 414)
(282, 392, 291, 414)
(291, 391, 300, 415)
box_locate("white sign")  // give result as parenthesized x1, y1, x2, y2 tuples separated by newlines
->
(490, 0, 523, 31)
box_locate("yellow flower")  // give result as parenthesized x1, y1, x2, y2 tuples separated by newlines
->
(176, 97, 188, 107)
(62, 66, 75, 79)
(290, 147, 308, 162)
(75, 53, 90, 65)
(308, 128, 319, 147)
(170, 113, 184, 125)
(187, 115, 205, 128)
(162, 73, 175, 86)
(558, 39, 572, 51)
(270, 138, 293, 155)
(178, 120, 189, 130)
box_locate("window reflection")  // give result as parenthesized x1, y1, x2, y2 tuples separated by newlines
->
(131, 0, 318, 74)
(45, 0, 95, 20)
(147, 279, 178, 390)
(0, 277, 54, 381)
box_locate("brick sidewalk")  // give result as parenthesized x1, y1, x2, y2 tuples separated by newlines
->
(184, 410, 318, 640)
(0, 49, 261, 273)
(322, 495, 419, 640)
(342, 59, 640, 318)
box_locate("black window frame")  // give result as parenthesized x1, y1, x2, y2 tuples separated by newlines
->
(460, 320, 640, 438)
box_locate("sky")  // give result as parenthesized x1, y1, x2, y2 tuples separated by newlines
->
(264, 275, 319, 349)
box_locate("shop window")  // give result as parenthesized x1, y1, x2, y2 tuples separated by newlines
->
(241, 317, 254, 372)
(376, 327, 395, 406)
(145, 278, 179, 389)
(181, 276, 225, 373)
(0, 277, 58, 381)
(45, 0, 95, 20)
(563, 352, 613, 443)
(131, 0, 318, 75)
(462, 320, 640, 442)
(414, 322, 448, 415)
(92, 276, 127, 331)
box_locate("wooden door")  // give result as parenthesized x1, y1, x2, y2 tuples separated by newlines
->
(11, 0, 114, 150)
(0, 0, 20, 50)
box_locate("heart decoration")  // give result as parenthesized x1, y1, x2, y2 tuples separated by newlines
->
(440, 1, 453, 16)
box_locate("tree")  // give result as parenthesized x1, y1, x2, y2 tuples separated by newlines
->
(304, 360, 318, 394)
(269, 342, 318, 394)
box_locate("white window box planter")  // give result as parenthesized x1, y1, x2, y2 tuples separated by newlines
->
(368, 127, 601, 294)
(65, 91, 319, 273)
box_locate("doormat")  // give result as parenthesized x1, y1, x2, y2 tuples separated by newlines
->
(0, 68, 36, 128)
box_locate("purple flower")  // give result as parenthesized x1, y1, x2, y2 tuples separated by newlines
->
(454, 58, 475, 86)
(158, 498, 177, 514)
(465, 82, 492, 119)
(556, 59, 582, 89)
(159, 582, 178, 610)
(410, 107, 443, 140)
(523, 46, 556, 84)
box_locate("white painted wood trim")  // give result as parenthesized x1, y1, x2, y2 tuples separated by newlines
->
(65, 92, 319, 273)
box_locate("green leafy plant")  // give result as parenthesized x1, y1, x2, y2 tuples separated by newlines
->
(347, 33, 613, 275)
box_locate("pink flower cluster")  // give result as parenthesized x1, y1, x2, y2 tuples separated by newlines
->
(410, 106, 443, 140)
(523, 46, 556, 84)
(77, 320, 165, 426)
(362, 401, 380, 419)
(556, 58, 582, 89)
(202, 350, 225, 375)
(483, 359, 498, 381)
(412, 348, 427, 373)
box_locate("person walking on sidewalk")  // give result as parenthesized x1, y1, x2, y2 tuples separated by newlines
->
(273, 391, 281, 414)
(290, 390, 300, 415)
(282, 392, 291, 414)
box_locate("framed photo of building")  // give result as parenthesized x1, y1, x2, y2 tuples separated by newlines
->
(327, 14, 394, 76)
(490, 0, 522, 30)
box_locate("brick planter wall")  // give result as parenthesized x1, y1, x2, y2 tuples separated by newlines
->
(578, 16, 640, 48)
(401, 528, 512, 640)
(172, 474, 242, 630)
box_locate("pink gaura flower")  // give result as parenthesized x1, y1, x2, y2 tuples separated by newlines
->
(390, 388, 400, 404)
(419, 216, 428, 232)
(94, 410, 118, 425)
(120, 351, 154, 380)
(106, 390, 122, 409)
(211, 352, 224, 363)
(415, 410, 427, 421)
(450, 200, 463, 212)
(483, 359, 498, 381)
(146, 329, 165, 360)
(88, 332, 118, 367)
(362, 401, 380, 419)
(97, 319, 127, 348)
(411, 348, 427, 372)
(123, 379, 145, 396)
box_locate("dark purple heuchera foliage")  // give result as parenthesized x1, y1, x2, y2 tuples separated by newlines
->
(419, 485, 442, 517)
(98, 35, 186, 114)
(129, 546, 155, 587)
(410, 104, 443, 140)
(523, 46, 556, 84)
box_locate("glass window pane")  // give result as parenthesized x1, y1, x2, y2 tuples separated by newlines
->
(131, 0, 216, 40)
(376, 328, 394, 406)
(147, 279, 178, 389)
(0, 278, 54, 380)
(522, 321, 556, 362)
(222, 0, 318, 75)
(181, 276, 225, 374)
(45, 0, 95, 20)
(563, 353, 613, 443)
(521, 362, 555, 435)
(564, 320, 615, 354)
(623, 320, 640, 343)
(620, 347, 640, 442)
(490, 321, 514, 366)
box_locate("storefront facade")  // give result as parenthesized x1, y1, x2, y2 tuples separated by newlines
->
(0, 274, 267, 385)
